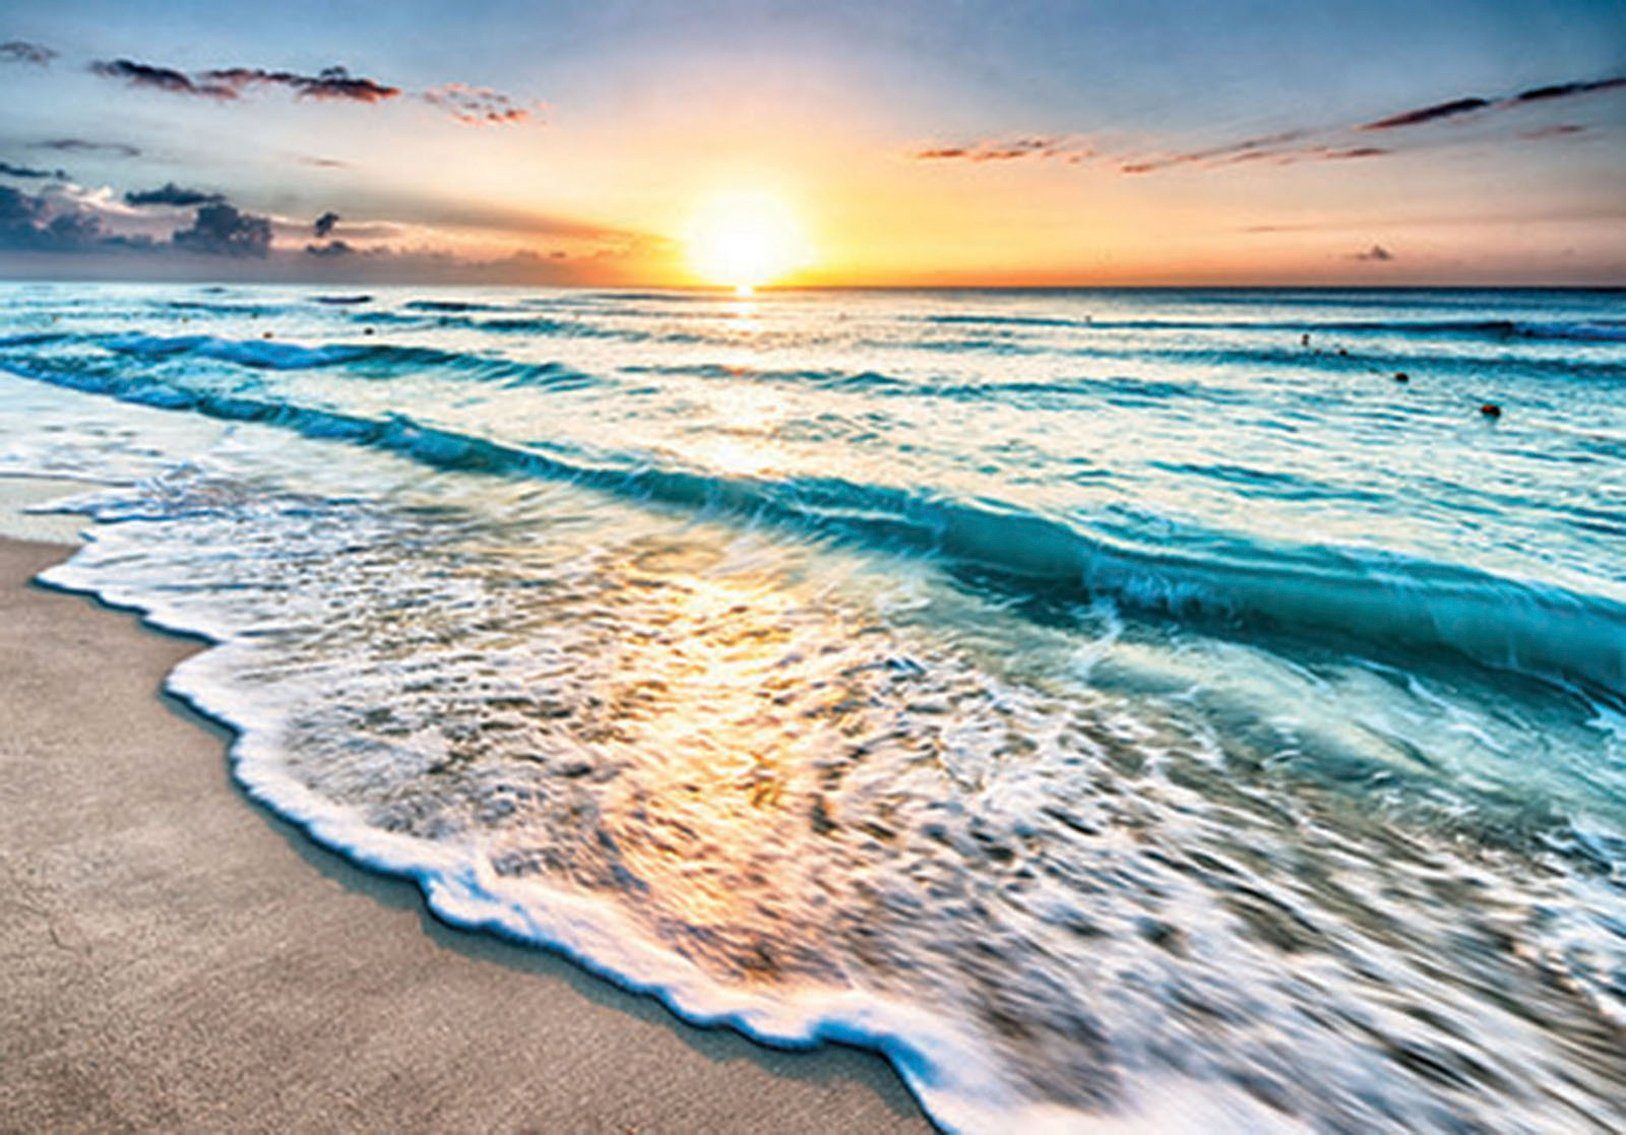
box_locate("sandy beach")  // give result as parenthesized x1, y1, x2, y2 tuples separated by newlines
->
(0, 535, 930, 1133)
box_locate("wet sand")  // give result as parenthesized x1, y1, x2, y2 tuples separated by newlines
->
(0, 536, 930, 1132)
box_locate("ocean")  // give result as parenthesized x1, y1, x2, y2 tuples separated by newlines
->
(0, 282, 1622, 1132)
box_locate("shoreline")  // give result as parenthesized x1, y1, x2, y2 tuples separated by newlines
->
(0, 535, 930, 1132)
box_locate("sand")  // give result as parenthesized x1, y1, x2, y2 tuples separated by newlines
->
(0, 536, 930, 1133)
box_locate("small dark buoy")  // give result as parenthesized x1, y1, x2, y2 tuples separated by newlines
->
(1480, 402, 1501, 418)
(262, 330, 273, 339)
(1337, 347, 1348, 357)
(363, 326, 375, 336)
(1394, 371, 1409, 383)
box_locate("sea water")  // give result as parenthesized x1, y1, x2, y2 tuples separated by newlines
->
(0, 283, 1622, 1132)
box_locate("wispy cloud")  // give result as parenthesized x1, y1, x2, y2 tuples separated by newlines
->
(201, 66, 400, 103)
(90, 58, 238, 99)
(1520, 123, 1587, 140)
(125, 183, 227, 207)
(915, 72, 1622, 179)
(89, 57, 398, 103)
(35, 138, 142, 158)
(1120, 131, 1307, 174)
(85, 53, 538, 125)
(914, 136, 1089, 164)
(422, 83, 542, 126)
(1351, 244, 1395, 261)
(0, 160, 68, 180)
(1514, 77, 1626, 102)
(1358, 75, 1625, 131)
(1360, 97, 1490, 131)
(1, 40, 55, 66)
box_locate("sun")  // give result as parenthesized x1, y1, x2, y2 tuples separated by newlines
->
(684, 190, 812, 294)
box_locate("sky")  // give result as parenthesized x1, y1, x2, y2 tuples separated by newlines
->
(1, 0, 1623, 286)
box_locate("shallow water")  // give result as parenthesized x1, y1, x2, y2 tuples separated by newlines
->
(1, 282, 1622, 1132)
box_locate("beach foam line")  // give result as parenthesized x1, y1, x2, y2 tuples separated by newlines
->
(34, 525, 1300, 1135)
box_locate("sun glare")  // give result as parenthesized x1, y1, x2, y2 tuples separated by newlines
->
(685, 190, 812, 293)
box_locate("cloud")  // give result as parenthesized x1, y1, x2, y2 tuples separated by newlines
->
(89, 57, 398, 103)
(922, 72, 1624, 182)
(1360, 97, 1491, 131)
(1121, 131, 1307, 174)
(422, 83, 541, 125)
(0, 40, 55, 66)
(300, 156, 350, 168)
(202, 65, 400, 103)
(0, 160, 68, 180)
(1521, 123, 1587, 140)
(172, 202, 272, 257)
(0, 185, 126, 252)
(35, 138, 142, 158)
(125, 182, 226, 207)
(1358, 74, 1624, 132)
(1318, 146, 1390, 160)
(313, 210, 340, 238)
(1515, 76, 1626, 102)
(85, 54, 545, 128)
(305, 239, 355, 257)
(90, 58, 237, 99)
(1352, 244, 1395, 261)
(914, 136, 1090, 164)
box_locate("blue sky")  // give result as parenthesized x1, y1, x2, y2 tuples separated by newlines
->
(2, 0, 1622, 283)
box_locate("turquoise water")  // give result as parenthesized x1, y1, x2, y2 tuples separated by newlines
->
(1, 283, 1622, 1132)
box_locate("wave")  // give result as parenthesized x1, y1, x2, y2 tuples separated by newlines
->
(5, 353, 1621, 696)
(162, 299, 293, 317)
(103, 333, 372, 370)
(86, 334, 611, 393)
(402, 299, 512, 312)
(918, 313, 1626, 343)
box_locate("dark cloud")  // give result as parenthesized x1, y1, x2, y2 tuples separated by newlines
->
(300, 156, 350, 168)
(0, 185, 111, 251)
(1359, 75, 1623, 132)
(1360, 97, 1491, 131)
(0, 160, 68, 180)
(90, 58, 237, 99)
(89, 58, 398, 104)
(305, 240, 355, 257)
(36, 138, 142, 158)
(172, 202, 272, 257)
(125, 182, 226, 207)
(1, 40, 55, 66)
(1352, 244, 1395, 261)
(422, 83, 539, 125)
(202, 65, 399, 103)
(1515, 76, 1625, 102)
(313, 210, 340, 238)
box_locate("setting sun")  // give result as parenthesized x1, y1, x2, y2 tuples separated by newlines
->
(684, 190, 813, 293)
